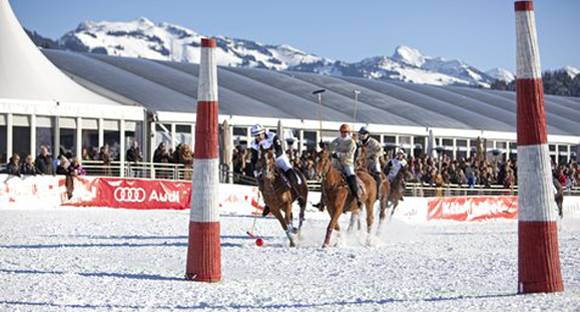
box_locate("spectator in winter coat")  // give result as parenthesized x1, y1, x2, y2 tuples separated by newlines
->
(99, 145, 112, 176)
(35, 145, 54, 175)
(153, 142, 172, 179)
(181, 144, 194, 180)
(153, 142, 171, 163)
(6, 154, 21, 177)
(126, 141, 143, 163)
(56, 157, 69, 176)
(21, 155, 38, 176)
(68, 158, 86, 177)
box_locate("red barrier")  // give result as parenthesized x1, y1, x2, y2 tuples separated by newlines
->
(427, 196, 518, 221)
(96, 178, 191, 210)
(0, 174, 263, 212)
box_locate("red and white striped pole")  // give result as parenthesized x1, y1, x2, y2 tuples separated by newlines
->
(515, 1, 563, 294)
(186, 38, 221, 282)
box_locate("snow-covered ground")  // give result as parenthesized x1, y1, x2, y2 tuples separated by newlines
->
(1, 207, 579, 312)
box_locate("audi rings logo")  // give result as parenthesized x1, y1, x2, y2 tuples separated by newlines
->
(114, 187, 146, 203)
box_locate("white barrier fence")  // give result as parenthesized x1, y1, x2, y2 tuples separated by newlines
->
(1, 174, 578, 222)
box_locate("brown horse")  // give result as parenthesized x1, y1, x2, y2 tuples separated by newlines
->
(379, 165, 408, 227)
(355, 145, 390, 232)
(258, 147, 308, 247)
(314, 149, 377, 248)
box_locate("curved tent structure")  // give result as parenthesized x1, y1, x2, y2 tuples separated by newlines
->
(0, 0, 144, 161)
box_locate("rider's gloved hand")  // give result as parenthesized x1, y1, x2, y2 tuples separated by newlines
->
(253, 170, 261, 178)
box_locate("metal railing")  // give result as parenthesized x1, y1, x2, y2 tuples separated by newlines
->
(3, 161, 580, 197)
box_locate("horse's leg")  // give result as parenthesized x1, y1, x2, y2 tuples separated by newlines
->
(366, 197, 374, 236)
(270, 207, 295, 247)
(284, 200, 298, 235)
(377, 195, 389, 236)
(323, 193, 347, 248)
(324, 210, 343, 248)
(283, 202, 298, 246)
(298, 188, 308, 234)
(348, 210, 360, 233)
(388, 200, 399, 222)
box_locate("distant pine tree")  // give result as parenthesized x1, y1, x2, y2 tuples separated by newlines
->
(572, 75, 580, 97)
(490, 70, 577, 98)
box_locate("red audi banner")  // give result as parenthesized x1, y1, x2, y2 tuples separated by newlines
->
(427, 196, 518, 221)
(60, 176, 260, 212)
(95, 178, 192, 210)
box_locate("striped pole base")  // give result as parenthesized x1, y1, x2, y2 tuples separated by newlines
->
(515, 1, 563, 294)
(185, 38, 221, 282)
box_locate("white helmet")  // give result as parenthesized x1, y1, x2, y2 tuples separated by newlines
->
(251, 124, 265, 137)
(396, 148, 406, 155)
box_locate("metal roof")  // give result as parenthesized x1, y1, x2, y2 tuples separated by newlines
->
(43, 49, 580, 136)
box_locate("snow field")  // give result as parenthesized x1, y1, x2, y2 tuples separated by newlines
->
(0, 207, 579, 312)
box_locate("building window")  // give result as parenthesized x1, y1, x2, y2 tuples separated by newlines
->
(103, 120, 120, 161)
(303, 131, 317, 151)
(509, 142, 517, 161)
(175, 124, 193, 147)
(124, 121, 143, 159)
(155, 123, 172, 150)
(13, 115, 31, 160)
(36, 116, 54, 158)
(82, 118, 99, 160)
(59, 117, 76, 158)
(384, 136, 396, 156)
(413, 136, 425, 157)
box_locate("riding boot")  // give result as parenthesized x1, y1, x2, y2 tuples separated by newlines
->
(346, 175, 363, 209)
(262, 205, 271, 217)
(284, 168, 303, 200)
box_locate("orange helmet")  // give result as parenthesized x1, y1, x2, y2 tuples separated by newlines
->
(339, 124, 350, 132)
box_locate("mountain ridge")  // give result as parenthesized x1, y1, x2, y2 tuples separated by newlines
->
(25, 17, 579, 88)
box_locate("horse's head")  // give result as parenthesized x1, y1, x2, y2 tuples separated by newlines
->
(259, 145, 275, 179)
(313, 149, 330, 180)
(399, 165, 408, 177)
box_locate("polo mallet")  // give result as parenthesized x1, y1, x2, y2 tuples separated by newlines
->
(352, 90, 361, 130)
(246, 191, 264, 246)
(313, 89, 326, 142)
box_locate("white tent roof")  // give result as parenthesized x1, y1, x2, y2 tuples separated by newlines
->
(0, 0, 143, 120)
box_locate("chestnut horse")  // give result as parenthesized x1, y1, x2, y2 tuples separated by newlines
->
(258, 147, 308, 247)
(314, 149, 377, 248)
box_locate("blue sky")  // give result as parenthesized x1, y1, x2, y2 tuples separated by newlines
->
(10, 0, 580, 72)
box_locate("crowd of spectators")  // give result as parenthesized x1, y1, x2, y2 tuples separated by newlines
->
(232, 144, 580, 191)
(5, 142, 579, 192)
(3, 145, 86, 178)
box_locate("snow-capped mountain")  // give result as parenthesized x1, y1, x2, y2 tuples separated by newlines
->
(486, 68, 515, 83)
(58, 17, 333, 71)
(563, 66, 580, 78)
(54, 18, 500, 87)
